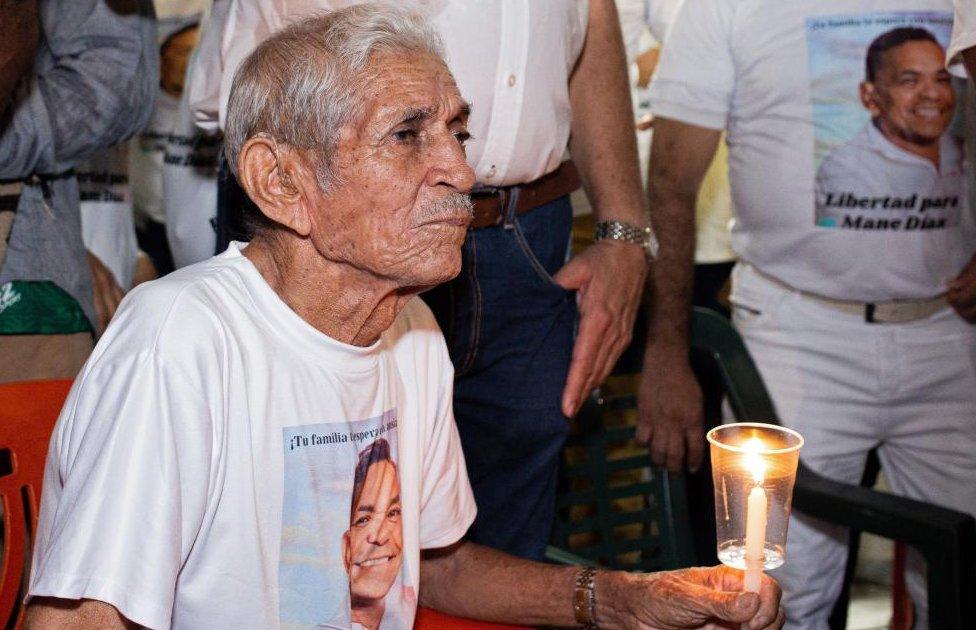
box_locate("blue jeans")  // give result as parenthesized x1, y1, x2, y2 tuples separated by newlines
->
(422, 195, 577, 560)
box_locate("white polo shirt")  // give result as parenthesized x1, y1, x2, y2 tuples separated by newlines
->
(815, 121, 964, 230)
(650, 0, 974, 301)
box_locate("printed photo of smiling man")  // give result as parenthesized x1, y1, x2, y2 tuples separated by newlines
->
(327, 438, 403, 630)
(815, 25, 963, 231)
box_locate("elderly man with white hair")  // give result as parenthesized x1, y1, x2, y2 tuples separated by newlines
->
(25, 7, 782, 630)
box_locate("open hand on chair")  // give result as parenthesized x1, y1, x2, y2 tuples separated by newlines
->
(637, 348, 705, 473)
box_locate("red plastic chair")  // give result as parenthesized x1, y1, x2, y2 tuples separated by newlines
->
(414, 607, 531, 629)
(0, 379, 73, 629)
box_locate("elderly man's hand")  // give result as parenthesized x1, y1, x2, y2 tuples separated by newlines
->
(602, 566, 784, 630)
(554, 239, 647, 416)
(948, 253, 976, 323)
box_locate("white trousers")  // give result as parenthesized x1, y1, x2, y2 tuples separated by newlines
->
(729, 263, 976, 630)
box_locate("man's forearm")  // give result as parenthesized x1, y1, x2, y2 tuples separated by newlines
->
(25, 597, 134, 630)
(644, 125, 713, 355)
(420, 542, 581, 626)
(646, 198, 696, 354)
(418, 542, 784, 629)
(568, 0, 647, 226)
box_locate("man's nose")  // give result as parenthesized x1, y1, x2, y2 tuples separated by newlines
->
(919, 78, 945, 101)
(368, 517, 394, 545)
(426, 132, 475, 193)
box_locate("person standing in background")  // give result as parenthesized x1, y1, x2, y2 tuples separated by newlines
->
(0, 0, 156, 377)
(639, 0, 976, 626)
(620, 0, 736, 322)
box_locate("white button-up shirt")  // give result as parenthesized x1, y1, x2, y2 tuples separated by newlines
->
(188, 0, 589, 186)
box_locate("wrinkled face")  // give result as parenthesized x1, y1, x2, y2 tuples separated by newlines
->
(864, 40, 955, 147)
(308, 50, 475, 290)
(343, 460, 403, 602)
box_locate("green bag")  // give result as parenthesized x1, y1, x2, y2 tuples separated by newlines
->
(0, 280, 93, 335)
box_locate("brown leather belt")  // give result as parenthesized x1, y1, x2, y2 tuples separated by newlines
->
(469, 160, 581, 229)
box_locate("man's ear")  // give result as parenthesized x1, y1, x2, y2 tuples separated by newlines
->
(860, 81, 881, 117)
(237, 136, 314, 236)
(343, 530, 352, 572)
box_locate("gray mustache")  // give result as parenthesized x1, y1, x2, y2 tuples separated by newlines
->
(419, 193, 473, 221)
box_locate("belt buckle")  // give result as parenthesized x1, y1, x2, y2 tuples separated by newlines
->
(865, 303, 877, 323)
(470, 184, 501, 198)
(469, 184, 508, 229)
(865, 301, 925, 324)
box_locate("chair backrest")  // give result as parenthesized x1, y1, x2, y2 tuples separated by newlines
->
(689, 307, 777, 421)
(548, 387, 696, 572)
(0, 379, 73, 629)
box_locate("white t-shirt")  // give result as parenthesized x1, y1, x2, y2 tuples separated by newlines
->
(650, 0, 974, 301)
(646, 0, 685, 44)
(187, 0, 588, 186)
(28, 242, 477, 630)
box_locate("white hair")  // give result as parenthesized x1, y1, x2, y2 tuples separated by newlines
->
(223, 4, 445, 193)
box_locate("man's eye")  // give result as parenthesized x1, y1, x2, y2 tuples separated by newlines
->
(354, 515, 371, 527)
(454, 131, 471, 146)
(393, 129, 417, 143)
(387, 507, 401, 520)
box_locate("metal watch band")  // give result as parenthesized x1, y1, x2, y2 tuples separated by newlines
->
(593, 219, 659, 261)
(573, 566, 599, 629)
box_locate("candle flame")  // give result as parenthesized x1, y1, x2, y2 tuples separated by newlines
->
(743, 437, 766, 485)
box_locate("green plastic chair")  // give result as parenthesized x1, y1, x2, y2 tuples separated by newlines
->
(689, 306, 976, 630)
(546, 387, 696, 571)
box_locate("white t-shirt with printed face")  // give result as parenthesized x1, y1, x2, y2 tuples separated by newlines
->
(650, 0, 975, 301)
(27, 242, 477, 630)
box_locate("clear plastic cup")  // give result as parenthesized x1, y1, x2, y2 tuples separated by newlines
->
(707, 423, 803, 574)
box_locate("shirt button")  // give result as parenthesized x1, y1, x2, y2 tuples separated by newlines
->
(507, 74, 517, 87)
(487, 165, 497, 179)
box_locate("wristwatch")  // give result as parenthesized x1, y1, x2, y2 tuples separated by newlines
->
(593, 220, 659, 262)
(573, 566, 599, 629)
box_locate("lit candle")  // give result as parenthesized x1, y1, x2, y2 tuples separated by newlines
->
(743, 437, 767, 593)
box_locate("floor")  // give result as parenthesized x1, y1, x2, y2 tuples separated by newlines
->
(848, 581, 893, 630)
(846, 533, 895, 630)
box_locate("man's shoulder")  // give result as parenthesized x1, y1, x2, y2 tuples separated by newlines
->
(98, 256, 244, 358)
(127, 256, 237, 314)
(817, 126, 875, 175)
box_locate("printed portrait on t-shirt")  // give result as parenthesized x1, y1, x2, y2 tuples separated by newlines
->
(807, 11, 963, 232)
(279, 411, 416, 629)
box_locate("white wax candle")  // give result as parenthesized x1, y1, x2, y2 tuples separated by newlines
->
(743, 484, 767, 593)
